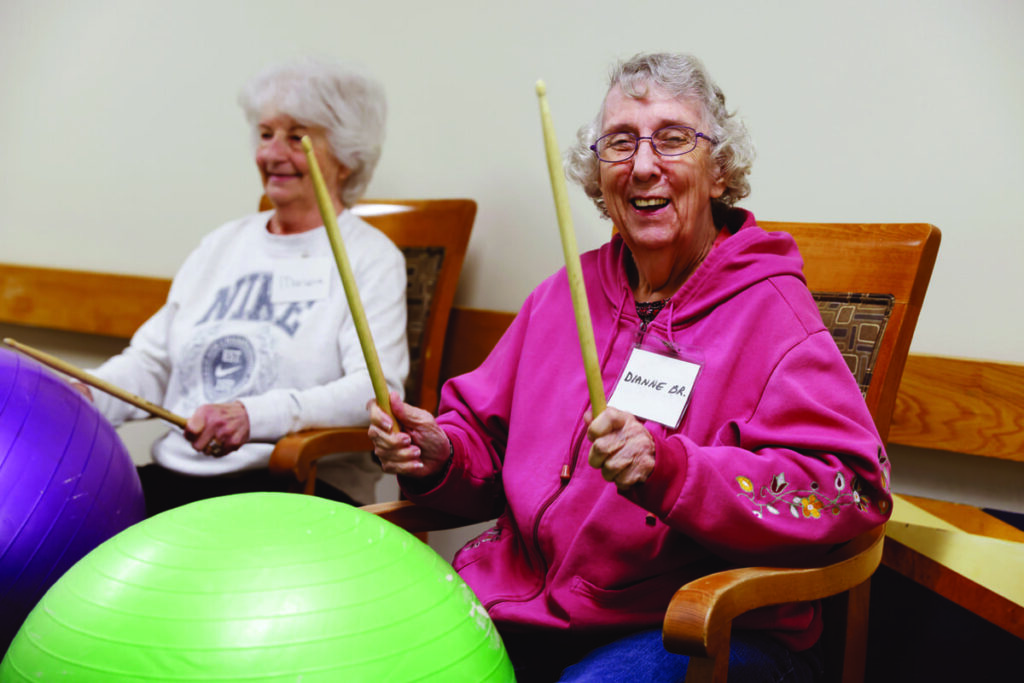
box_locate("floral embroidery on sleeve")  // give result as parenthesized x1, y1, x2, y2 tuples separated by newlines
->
(735, 447, 891, 520)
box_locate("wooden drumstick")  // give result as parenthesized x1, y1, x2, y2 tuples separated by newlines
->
(300, 136, 397, 432)
(535, 80, 607, 415)
(3, 337, 188, 429)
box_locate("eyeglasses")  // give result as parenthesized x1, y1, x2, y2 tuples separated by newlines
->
(590, 125, 718, 163)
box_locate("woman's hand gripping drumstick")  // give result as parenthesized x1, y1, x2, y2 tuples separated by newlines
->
(3, 338, 246, 457)
(4, 337, 188, 429)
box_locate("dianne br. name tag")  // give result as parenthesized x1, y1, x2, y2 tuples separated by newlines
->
(608, 346, 702, 428)
(271, 257, 332, 303)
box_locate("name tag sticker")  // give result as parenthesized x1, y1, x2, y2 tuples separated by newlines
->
(271, 258, 332, 303)
(608, 347, 701, 428)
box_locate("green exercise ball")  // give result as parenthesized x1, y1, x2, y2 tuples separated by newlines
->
(1, 492, 513, 681)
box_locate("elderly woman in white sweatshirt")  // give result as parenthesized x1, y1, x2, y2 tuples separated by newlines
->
(77, 58, 408, 515)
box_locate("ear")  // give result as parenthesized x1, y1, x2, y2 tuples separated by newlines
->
(708, 162, 727, 199)
(330, 164, 353, 209)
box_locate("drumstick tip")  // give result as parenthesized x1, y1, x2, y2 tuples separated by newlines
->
(535, 80, 547, 97)
(300, 135, 313, 152)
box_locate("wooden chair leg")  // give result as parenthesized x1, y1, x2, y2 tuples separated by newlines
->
(685, 654, 729, 683)
(684, 633, 730, 683)
(823, 580, 871, 683)
(301, 463, 317, 496)
(839, 580, 871, 683)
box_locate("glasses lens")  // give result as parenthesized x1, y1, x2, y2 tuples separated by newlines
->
(652, 127, 697, 156)
(595, 132, 637, 162)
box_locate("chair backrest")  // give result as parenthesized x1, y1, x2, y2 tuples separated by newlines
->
(762, 222, 941, 443)
(763, 221, 940, 683)
(354, 199, 475, 413)
(259, 196, 476, 414)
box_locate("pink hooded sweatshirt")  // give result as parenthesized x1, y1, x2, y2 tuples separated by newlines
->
(404, 210, 892, 651)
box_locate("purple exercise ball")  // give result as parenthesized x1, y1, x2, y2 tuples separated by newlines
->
(0, 346, 145, 649)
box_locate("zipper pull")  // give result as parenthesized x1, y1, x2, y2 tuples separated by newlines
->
(634, 319, 648, 346)
(559, 464, 571, 483)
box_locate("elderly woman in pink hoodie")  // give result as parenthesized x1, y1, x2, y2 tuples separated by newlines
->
(369, 52, 890, 682)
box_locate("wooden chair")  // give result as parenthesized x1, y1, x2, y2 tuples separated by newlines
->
(364, 221, 941, 682)
(267, 198, 476, 494)
(663, 221, 940, 683)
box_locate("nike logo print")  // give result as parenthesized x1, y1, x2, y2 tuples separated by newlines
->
(214, 364, 242, 378)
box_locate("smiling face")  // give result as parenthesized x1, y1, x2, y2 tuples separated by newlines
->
(598, 83, 725, 260)
(255, 113, 348, 215)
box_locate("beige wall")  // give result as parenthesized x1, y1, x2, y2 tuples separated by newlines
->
(2, 1, 1022, 556)
(3, 0, 1022, 362)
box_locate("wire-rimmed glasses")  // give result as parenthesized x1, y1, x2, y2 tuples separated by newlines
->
(590, 125, 718, 163)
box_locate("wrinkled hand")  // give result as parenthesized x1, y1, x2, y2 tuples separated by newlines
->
(368, 391, 451, 478)
(69, 381, 94, 402)
(585, 406, 656, 492)
(185, 401, 250, 457)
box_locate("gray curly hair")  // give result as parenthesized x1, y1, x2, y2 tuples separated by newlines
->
(565, 53, 754, 217)
(238, 57, 387, 207)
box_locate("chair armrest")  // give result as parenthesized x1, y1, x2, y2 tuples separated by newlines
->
(361, 499, 483, 534)
(268, 427, 373, 484)
(662, 525, 885, 658)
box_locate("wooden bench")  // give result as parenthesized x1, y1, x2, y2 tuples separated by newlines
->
(885, 354, 1024, 639)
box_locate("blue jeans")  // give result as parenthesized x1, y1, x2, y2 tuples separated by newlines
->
(556, 629, 822, 683)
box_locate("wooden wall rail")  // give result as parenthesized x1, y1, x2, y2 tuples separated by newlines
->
(0, 262, 169, 339)
(888, 354, 1024, 463)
